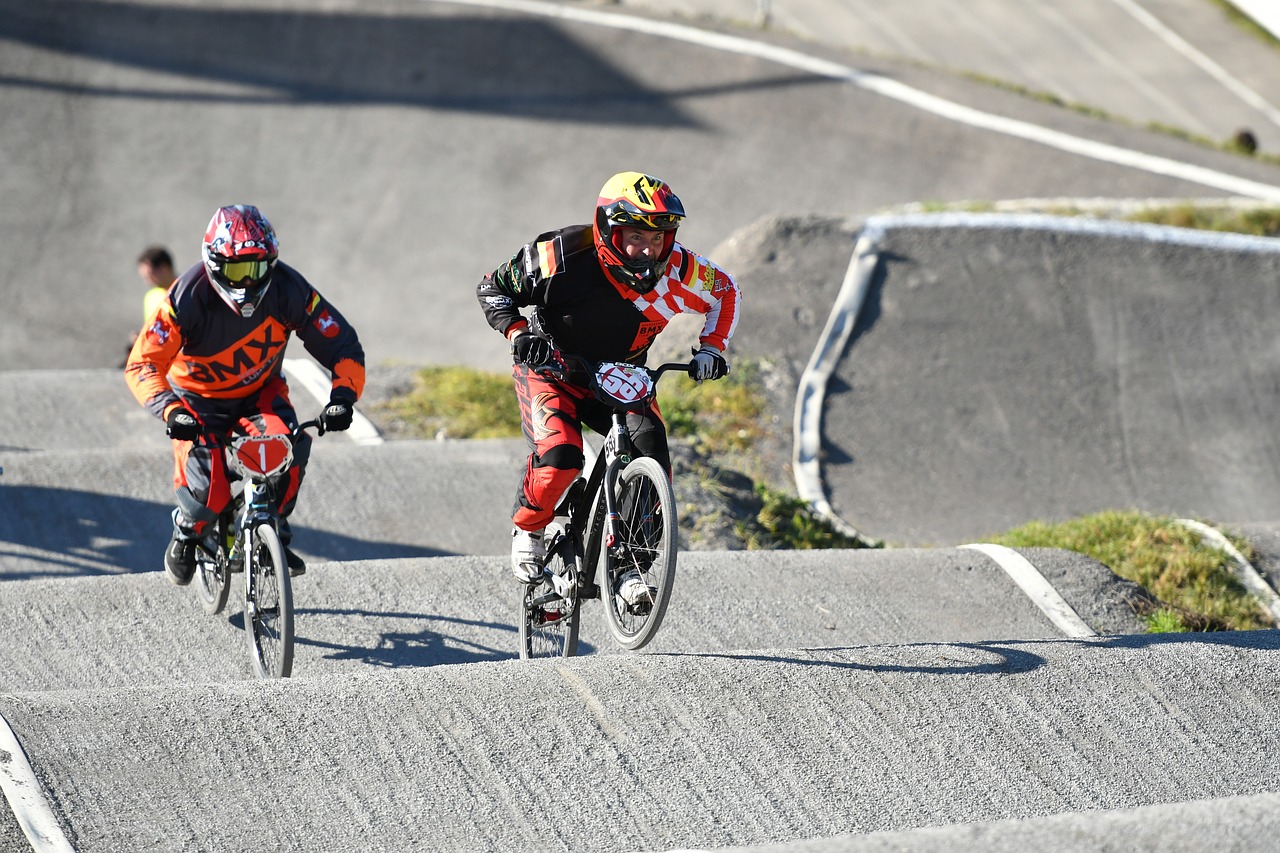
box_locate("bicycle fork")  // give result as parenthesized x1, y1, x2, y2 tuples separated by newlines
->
(238, 481, 277, 617)
(601, 417, 630, 549)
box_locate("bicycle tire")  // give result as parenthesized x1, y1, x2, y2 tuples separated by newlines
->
(519, 522, 580, 659)
(246, 523, 294, 679)
(194, 516, 231, 616)
(601, 456, 677, 651)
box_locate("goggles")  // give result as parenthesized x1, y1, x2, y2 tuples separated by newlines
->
(605, 207, 682, 230)
(218, 259, 271, 286)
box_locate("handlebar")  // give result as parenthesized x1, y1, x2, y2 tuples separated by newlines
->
(182, 415, 328, 447)
(531, 352, 704, 383)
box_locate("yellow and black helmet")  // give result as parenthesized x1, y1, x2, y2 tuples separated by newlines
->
(593, 171, 685, 293)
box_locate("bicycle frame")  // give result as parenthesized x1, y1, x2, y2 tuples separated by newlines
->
(519, 356, 694, 657)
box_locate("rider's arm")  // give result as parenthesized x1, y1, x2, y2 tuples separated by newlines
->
(478, 228, 590, 345)
(287, 269, 366, 404)
(478, 250, 535, 343)
(123, 294, 187, 421)
(667, 245, 741, 353)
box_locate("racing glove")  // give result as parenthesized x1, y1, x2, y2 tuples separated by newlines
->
(691, 345, 729, 382)
(511, 332, 554, 367)
(165, 407, 202, 441)
(320, 398, 355, 432)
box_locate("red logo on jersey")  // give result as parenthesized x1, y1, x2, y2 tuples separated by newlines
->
(314, 310, 340, 338)
(147, 317, 172, 345)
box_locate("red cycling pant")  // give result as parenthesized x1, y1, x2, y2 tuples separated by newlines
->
(170, 375, 310, 541)
(510, 363, 669, 531)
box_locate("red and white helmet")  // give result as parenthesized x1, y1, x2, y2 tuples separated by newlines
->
(201, 204, 279, 317)
(593, 172, 685, 293)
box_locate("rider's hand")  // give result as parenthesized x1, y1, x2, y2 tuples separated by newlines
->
(320, 399, 354, 432)
(165, 406, 201, 441)
(691, 345, 729, 382)
(511, 332, 554, 367)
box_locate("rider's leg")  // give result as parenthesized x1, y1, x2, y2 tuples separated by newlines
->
(510, 365, 587, 582)
(165, 407, 234, 585)
(626, 403, 671, 475)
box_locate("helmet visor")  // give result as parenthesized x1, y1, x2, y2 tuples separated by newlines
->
(607, 210, 682, 230)
(604, 202, 686, 233)
(219, 259, 271, 287)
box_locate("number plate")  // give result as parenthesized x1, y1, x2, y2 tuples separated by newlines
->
(594, 363, 653, 407)
(231, 435, 294, 478)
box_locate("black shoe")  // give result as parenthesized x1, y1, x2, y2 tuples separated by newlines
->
(164, 534, 196, 586)
(284, 546, 306, 577)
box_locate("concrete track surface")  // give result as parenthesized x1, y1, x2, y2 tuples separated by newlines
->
(6, 1, 1280, 851)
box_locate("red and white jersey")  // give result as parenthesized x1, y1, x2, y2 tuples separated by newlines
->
(478, 224, 740, 365)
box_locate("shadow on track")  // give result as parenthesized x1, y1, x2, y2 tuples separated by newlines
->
(0, 0, 827, 120)
(0, 485, 448, 580)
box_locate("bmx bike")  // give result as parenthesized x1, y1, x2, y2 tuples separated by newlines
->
(192, 417, 326, 679)
(519, 355, 716, 659)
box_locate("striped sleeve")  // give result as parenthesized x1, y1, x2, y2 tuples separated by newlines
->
(673, 248, 740, 351)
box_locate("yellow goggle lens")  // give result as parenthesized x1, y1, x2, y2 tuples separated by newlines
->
(221, 260, 269, 285)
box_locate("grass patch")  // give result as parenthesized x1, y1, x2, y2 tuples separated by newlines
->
(371, 366, 521, 439)
(1123, 203, 1280, 237)
(743, 485, 875, 550)
(986, 510, 1270, 632)
(660, 359, 768, 457)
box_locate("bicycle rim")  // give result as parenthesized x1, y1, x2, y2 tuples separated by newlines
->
(519, 524, 580, 659)
(246, 524, 294, 678)
(602, 456, 677, 651)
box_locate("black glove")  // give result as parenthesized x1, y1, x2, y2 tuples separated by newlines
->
(691, 346, 729, 381)
(320, 399, 354, 432)
(165, 407, 201, 441)
(511, 332, 554, 366)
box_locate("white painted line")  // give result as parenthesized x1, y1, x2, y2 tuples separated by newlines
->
(1216, 0, 1280, 44)
(961, 543, 1097, 638)
(282, 358, 383, 446)
(1176, 518, 1280, 627)
(1111, 0, 1280, 129)
(0, 713, 74, 853)
(428, 0, 1280, 201)
(792, 234, 876, 541)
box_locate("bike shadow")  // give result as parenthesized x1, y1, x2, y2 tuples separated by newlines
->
(0, 486, 451, 581)
(671, 641, 1047, 676)
(223, 606, 599, 667)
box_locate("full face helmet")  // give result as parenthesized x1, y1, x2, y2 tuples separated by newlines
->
(201, 204, 279, 317)
(593, 172, 685, 293)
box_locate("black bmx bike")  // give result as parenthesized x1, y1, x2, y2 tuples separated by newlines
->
(519, 355, 712, 659)
(192, 418, 325, 679)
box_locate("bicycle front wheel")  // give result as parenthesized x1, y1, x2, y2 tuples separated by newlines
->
(601, 456, 677, 651)
(246, 523, 294, 679)
(519, 523, 580, 659)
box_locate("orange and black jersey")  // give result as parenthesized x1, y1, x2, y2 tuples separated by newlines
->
(478, 224, 739, 366)
(125, 261, 365, 420)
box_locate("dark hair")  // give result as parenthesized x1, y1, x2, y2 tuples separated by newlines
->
(137, 245, 174, 268)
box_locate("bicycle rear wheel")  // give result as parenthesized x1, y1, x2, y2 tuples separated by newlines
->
(518, 523, 580, 659)
(246, 523, 294, 678)
(195, 517, 231, 616)
(601, 456, 677, 651)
